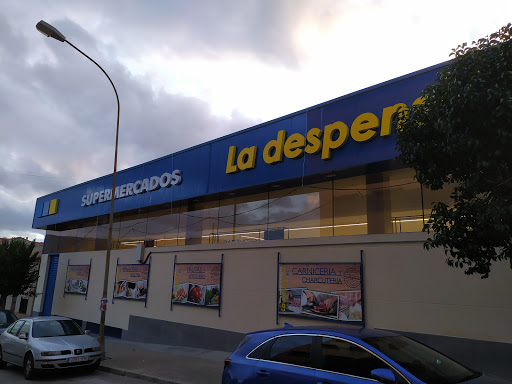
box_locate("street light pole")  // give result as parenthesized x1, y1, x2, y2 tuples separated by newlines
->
(36, 20, 119, 356)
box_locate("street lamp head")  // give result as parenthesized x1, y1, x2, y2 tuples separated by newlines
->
(36, 20, 66, 42)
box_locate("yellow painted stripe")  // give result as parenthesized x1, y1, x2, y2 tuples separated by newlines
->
(49, 199, 59, 215)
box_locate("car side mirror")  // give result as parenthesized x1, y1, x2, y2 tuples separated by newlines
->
(371, 368, 396, 383)
(84, 330, 91, 335)
(19, 333, 28, 340)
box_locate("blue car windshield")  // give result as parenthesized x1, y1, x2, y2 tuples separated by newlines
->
(363, 336, 480, 384)
(32, 320, 84, 338)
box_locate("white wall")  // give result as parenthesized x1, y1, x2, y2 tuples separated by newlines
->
(45, 232, 512, 344)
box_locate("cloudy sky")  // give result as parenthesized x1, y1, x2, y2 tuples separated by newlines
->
(1, 0, 510, 242)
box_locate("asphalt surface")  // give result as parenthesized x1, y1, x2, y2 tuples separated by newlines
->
(99, 337, 228, 384)
(0, 364, 151, 384)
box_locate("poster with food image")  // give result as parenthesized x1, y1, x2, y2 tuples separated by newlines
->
(114, 264, 150, 301)
(115, 280, 127, 297)
(205, 284, 220, 306)
(187, 284, 206, 305)
(172, 263, 222, 307)
(173, 283, 189, 302)
(300, 290, 339, 320)
(136, 280, 148, 299)
(278, 262, 363, 322)
(64, 265, 90, 295)
(331, 290, 362, 322)
(278, 288, 304, 313)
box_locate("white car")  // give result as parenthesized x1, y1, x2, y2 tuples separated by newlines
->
(0, 316, 102, 380)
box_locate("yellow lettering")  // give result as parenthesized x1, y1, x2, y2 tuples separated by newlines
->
(238, 146, 257, 170)
(226, 146, 239, 174)
(305, 128, 322, 154)
(322, 122, 349, 160)
(413, 97, 425, 105)
(284, 133, 306, 159)
(381, 103, 406, 137)
(351, 113, 379, 142)
(263, 130, 286, 164)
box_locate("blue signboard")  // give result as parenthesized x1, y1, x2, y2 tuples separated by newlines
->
(33, 61, 445, 229)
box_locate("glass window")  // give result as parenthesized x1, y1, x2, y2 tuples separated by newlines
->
(422, 183, 455, 229)
(364, 335, 479, 384)
(333, 176, 368, 236)
(19, 321, 30, 337)
(0, 311, 17, 327)
(42, 167, 451, 249)
(268, 335, 313, 367)
(387, 169, 425, 233)
(248, 339, 273, 360)
(8, 320, 24, 336)
(32, 320, 83, 338)
(179, 201, 220, 245)
(268, 185, 324, 241)
(320, 337, 388, 378)
(145, 208, 182, 247)
(215, 193, 269, 244)
(76, 224, 98, 251)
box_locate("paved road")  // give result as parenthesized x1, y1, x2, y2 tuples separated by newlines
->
(0, 364, 151, 384)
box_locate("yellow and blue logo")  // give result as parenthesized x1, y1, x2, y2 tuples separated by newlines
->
(38, 198, 59, 217)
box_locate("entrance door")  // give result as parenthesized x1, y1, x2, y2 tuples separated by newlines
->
(41, 255, 59, 316)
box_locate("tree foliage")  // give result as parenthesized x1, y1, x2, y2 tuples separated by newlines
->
(396, 23, 512, 278)
(0, 238, 40, 309)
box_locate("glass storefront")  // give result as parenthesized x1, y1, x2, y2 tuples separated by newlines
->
(42, 168, 453, 254)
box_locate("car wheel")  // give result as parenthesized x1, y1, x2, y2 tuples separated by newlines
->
(23, 353, 36, 380)
(0, 346, 7, 369)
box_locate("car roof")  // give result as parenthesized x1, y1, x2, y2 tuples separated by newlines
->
(246, 325, 397, 340)
(16, 316, 73, 322)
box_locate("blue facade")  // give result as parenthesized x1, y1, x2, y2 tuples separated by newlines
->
(32, 62, 445, 230)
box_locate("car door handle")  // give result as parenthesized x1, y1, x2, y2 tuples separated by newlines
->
(256, 370, 271, 377)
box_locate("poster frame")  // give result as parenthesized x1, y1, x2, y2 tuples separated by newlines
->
(276, 252, 365, 326)
(112, 257, 151, 306)
(170, 257, 223, 314)
(63, 258, 92, 299)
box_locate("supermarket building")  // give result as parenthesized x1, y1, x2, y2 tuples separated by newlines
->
(31, 61, 512, 375)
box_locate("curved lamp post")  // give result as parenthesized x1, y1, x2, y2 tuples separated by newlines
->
(36, 20, 119, 356)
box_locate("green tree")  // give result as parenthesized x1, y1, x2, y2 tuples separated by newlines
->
(0, 238, 40, 309)
(396, 23, 512, 278)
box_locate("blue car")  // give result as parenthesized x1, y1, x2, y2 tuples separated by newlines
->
(222, 326, 510, 384)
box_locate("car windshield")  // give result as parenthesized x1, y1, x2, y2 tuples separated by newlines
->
(363, 336, 480, 384)
(32, 319, 84, 338)
(0, 311, 17, 327)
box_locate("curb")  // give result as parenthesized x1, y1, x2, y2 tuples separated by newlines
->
(98, 365, 181, 384)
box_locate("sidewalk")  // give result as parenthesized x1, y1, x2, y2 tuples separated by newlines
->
(100, 338, 228, 384)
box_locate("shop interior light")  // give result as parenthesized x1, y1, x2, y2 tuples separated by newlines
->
(240, 235, 264, 241)
(395, 218, 424, 223)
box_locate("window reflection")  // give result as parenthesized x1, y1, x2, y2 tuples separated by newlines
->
(42, 168, 452, 253)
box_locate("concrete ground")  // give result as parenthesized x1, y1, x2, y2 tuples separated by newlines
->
(100, 338, 228, 384)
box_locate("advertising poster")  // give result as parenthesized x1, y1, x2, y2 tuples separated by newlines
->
(278, 263, 363, 322)
(114, 264, 149, 300)
(172, 263, 221, 307)
(64, 265, 90, 295)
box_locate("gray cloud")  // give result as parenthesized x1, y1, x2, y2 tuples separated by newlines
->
(54, 0, 332, 68)
(0, 7, 262, 240)
(1, 0, 510, 242)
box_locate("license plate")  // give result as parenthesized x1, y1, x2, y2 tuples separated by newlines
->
(68, 356, 88, 363)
